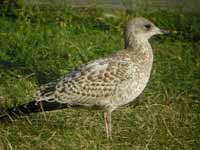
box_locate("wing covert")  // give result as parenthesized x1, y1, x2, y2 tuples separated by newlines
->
(54, 57, 134, 104)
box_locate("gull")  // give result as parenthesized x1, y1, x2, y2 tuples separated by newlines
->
(0, 17, 167, 138)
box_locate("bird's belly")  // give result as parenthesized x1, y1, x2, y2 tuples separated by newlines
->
(112, 73, 150, 108)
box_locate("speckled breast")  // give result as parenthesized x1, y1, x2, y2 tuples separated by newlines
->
(111, 67, 151, 109)
(111, 51, 153, 109)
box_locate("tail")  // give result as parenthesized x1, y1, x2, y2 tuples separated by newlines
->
(0, 100, 80, 120)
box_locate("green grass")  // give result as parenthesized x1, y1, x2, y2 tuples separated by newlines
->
(0, 4, 200, 150)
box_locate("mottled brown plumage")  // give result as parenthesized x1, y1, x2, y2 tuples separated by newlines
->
(1, 17, 167, 138)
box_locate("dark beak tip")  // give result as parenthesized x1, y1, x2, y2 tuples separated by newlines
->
(161, 29, 177, 35)
(161, 29, 170, 34)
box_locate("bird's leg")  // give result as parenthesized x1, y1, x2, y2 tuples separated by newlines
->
(103, 111, 112, 138)
(107, 111, 112, 138)
(103, 112, 109, 138)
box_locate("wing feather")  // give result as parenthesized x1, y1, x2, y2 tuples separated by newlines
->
(35, 53, 134, 108)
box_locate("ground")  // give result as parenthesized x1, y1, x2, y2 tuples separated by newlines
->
(0, 4, 200, 150)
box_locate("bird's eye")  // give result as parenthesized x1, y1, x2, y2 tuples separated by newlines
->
(144, 24, 151, 29)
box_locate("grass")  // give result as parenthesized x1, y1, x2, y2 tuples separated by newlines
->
(0, 3, 200, 150)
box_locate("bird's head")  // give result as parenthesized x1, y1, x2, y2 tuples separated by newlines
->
(124, 17, 168, 48)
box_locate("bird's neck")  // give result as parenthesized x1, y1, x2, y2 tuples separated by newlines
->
(125, 36, 153, 67)
(125, 35, 152, 54)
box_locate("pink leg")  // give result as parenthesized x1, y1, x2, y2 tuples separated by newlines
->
(104, 112, 109, 138)
(104, 111, 112, 138)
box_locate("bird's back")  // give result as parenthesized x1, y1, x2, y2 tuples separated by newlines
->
(34, 46, 153, 111)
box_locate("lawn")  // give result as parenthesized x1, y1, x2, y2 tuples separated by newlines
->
(0, 2, 200, 150)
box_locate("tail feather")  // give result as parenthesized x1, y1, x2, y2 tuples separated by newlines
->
(0, 100, 81, 120)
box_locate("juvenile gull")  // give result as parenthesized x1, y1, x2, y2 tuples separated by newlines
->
(0, 17, 167, 137)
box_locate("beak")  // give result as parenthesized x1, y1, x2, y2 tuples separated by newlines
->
(160, 29, 170, 34)
(160, 29, 178, 35)
(155, 27, 169, 35)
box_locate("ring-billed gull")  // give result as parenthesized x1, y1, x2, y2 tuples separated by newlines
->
(0, 17, 167, 138)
